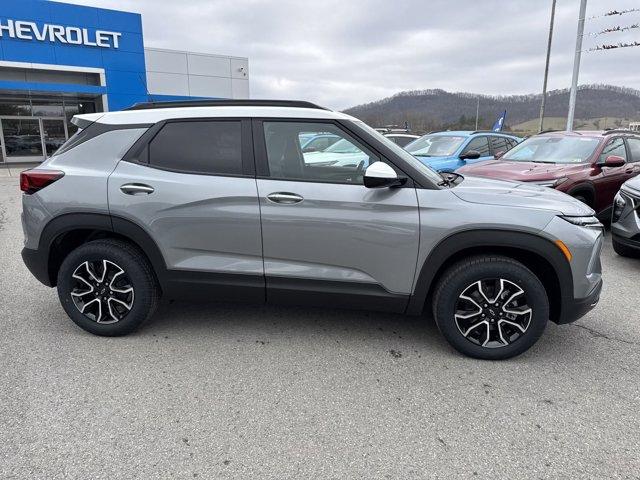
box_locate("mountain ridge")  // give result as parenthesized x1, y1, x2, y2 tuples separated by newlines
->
(342, 84, 640, 133)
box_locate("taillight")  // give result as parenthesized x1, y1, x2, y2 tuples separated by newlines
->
(20, 169, 65, 195)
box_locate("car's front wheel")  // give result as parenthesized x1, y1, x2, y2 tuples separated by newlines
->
(433, 256, 549, 360)
(57, 239, 160, 336)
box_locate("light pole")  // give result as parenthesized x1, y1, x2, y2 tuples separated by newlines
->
(566, 0, 588, 131)
(539, 0, 556, 132)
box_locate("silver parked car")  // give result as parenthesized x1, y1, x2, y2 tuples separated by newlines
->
(611, 175, 640, 257)
(20, 99, 604, 359)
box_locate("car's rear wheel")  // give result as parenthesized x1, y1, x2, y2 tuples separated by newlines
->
(612, 237, 640, 258)
(57, 239, 159, 336)
(433, 256, 548, 360)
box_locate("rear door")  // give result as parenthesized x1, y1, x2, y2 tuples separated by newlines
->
(253, 119, 420, 311)
(108, 118, 264, 301)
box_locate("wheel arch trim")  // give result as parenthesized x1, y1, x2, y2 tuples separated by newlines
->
(407, 229, 574, 322)
(34, 213, 167, 287)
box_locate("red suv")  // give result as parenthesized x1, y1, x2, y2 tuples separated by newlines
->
(458, 130, 640, 219)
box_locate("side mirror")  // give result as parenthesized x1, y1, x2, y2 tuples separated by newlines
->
(364, 162, 406, 188)
(494, 150, 506, 159)
(302, 146, 319, 153)
(460, 150, 481, 160)
(604, 155, 626, 167)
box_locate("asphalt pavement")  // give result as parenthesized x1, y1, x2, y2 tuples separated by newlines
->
(1, 173, 638, 479)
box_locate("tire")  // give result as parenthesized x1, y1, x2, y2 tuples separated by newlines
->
(57, 239, 160, 336)
(612, 237, 640, 258)
(433, 256, 549, 360)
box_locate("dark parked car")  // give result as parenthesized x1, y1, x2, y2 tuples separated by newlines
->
(611, 176, 640, 257)
(458, 130, 640, 220)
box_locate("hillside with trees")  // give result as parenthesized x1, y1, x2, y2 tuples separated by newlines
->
(343, 84, 640, 134)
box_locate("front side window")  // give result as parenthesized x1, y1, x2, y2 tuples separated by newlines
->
(405, 134, 465, 157)
(149, 121, 242, 175)
(598, 138, 627, 164)
(463, 136, 490, 156)
(263, 122, 379, 184)
(503, 136, 601, 164)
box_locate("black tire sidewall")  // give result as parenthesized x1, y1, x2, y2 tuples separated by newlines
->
(57, 240, 155, 336)
(434, 259, 549, 360)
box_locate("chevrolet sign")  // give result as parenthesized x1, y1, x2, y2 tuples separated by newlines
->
(0, 19, 122, 49)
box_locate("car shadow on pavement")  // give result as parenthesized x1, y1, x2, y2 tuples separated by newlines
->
(142, 299, 454, 354)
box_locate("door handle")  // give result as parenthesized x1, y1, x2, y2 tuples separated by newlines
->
(120, 183, 154, 195)
(266, 192, 304, 204)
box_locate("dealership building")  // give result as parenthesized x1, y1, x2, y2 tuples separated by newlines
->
(0, 0, 250, 163)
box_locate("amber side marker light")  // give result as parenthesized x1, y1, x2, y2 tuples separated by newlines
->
(555, 239, 573, 262)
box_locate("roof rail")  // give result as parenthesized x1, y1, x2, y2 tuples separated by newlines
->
(125, 99, 330, 111)
(603, 129, 637, 135)
(470, 130, 504, 135)
(538, 129, 561, 134)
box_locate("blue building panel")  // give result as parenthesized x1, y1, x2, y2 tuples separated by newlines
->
(0, 0, 149, 110)
(47, 2, 100, 28)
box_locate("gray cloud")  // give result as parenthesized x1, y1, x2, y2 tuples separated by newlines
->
(67, 0, 640, 109)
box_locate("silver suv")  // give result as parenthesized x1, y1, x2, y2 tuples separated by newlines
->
(20, 100, 604, 359)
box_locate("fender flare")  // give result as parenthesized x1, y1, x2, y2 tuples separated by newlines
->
(406, 229, 574, 319)
(36, 212, 168, 287)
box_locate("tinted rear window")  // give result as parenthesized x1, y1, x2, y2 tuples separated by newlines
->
(149, 121, 242, 175)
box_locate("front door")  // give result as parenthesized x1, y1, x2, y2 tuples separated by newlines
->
(108, 119, 264, 301)
(253, 119, 420, 312)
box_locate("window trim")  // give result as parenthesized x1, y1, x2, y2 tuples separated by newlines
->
(121, 117, 255, 178)
(251, 117, 414, 187)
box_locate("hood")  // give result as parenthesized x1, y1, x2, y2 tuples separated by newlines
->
(453, 175, 595, 216)
(458, 159, 587, 181)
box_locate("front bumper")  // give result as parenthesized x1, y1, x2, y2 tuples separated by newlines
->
(611, 233, 640, 252)
(556, 277, 602, 324)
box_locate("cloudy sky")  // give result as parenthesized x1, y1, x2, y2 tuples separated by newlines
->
(66, 0, 640, 110)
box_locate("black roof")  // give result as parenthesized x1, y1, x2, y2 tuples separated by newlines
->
(125, 99, 330, 111)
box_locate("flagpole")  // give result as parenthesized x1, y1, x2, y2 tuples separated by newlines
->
(539, 0, 556, 132)
(566, 0, 588, 131)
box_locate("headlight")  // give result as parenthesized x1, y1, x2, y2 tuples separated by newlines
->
(612, 193, 626, 223)
(531, 177, 568, 188)
(559, 215, 603, 229)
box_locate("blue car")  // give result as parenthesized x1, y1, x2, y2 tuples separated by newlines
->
(405, 131, 521, 172)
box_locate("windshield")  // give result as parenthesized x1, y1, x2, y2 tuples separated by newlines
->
(502, 136, 601, 164)
(353, 121, 444, 185)
(324, 138, 360, 154)
(405, 135, 466, 157)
